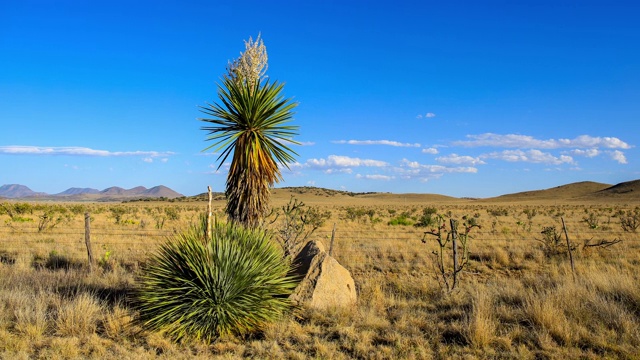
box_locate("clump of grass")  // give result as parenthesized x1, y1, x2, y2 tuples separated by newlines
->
(14, 300, 48, 340)
(55, 292, 102, 337)
(466, 288, 496, 348)
(134, 218, 298, 342)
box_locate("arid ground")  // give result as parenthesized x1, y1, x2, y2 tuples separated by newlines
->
(0, 181, 639, 359)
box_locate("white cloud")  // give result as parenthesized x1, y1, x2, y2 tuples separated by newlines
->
(403, 159, 421, 168)
(567, 135, 631, 149)
(307, 180, 316, 186)
(333, 140, 421, 148)
(161, 158, 169, 163)
(306, 155, 388, 168)
(569, 148, 600, 158)
(436, 154, 486, 166)
(609, 150, 628, 164)
(482, 149, 575, 165)
(303, 155, 388, 176)
(453, 133, 631, 149)
(324, 168, 353, 174)
(0, 146, 175, 157)
(394, 159, 477, 181)
(355, 174, 395, 181)
(416, 113, 436, 119)
(143, 158, 153, 163)
(285, 161, 304, 170)
(421, 147, 439, 154)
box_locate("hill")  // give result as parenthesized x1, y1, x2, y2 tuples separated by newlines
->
(2, 180, 639, 204)
(0, 184, 47, 198)
(180, 186, 463, 206)
(485, 181, 610, 201)
(56, 187, 100, 196)
(480, 180, 640, 203)
(592, 179, 640, 199)
(143, 185, 183, 198)
(99, 186, 183, 198)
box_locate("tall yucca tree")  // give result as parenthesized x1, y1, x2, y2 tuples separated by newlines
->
(200, 39, 298, 228)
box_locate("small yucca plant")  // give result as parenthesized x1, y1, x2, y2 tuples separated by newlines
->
(134, 218, 297, 342)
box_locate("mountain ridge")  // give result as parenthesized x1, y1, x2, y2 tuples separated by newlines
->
(0, 184, 183, 199)
(1, 179, 639, 202)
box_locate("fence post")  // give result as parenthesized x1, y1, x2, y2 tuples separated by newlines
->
(561, 217, 576, 281)
(206, 186, 213, 241)
(329, 223, 336, 256)
(84, 212, 94, 272)
(450, 219, 459, 290)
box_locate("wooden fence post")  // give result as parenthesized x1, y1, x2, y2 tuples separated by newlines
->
(329, 223, 336, 256)
(206, 186, 213, 241)
(84, 212, 94, 272)
(561, 217, 576, 280)
(450, 219, 459, 289)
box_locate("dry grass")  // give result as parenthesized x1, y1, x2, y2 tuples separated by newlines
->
(0, 197, 639, 358)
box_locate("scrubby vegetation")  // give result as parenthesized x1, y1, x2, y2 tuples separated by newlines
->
(0, 199, 639, 358)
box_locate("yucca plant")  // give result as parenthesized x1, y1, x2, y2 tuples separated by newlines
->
(133, 218, 298, 342)
(200, 35, 299, 228)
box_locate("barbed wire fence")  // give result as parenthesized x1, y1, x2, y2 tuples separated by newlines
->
(0, 215, 635, 271)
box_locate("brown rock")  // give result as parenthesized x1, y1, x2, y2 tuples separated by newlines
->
(289, 240, 357, 309)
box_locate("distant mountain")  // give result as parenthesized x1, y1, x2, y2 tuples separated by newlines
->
(0, 184, 47, 198)
(98, 186, 182, 198)
(0, 184, 184, 200)
(56, 187, 100, 196)
(100, 186, 129, 196)
(142, 185, 183, 198)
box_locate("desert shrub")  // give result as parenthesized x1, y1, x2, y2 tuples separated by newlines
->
(388, 214, 413, 226)
(37, 210, 67, 232)
(343, 207, 375, 222)
(273, 197, 331, 256)
(12, 203, 33, 215)
(414, 207, 438, 228)
(109, 206, 127, 224)
(536, 226, 565, 257)
(134, 218, 297, 342)
(582, 211, 600, 229)
(164, 207, 180, 221)
(0, 202, 34, 220)
(619, 207, 640, 232)
(98, 245, 115, 271)
(0, 250, 17, 265)
(487, 207, 509, 217)
(67, 204, 86, 215)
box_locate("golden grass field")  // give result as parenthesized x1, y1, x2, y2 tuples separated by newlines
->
(0, 183, 639, 359)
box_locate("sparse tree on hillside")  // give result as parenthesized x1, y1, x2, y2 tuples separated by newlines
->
(200, 35, 299, 228)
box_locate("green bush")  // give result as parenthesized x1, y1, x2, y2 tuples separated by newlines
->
(388, 214, 414, 226)
(134, 218, 297, 342)
(414, 207, 438, 228)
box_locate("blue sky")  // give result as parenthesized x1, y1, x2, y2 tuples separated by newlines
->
(1, 1, 638, 198)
